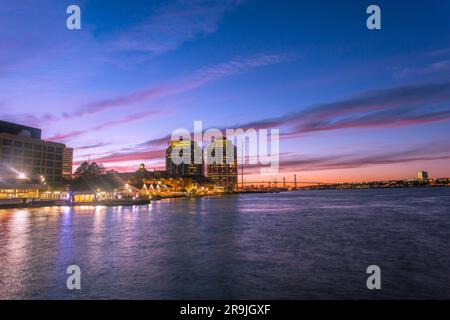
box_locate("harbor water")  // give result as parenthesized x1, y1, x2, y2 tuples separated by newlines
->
(0, 188, 449, 299)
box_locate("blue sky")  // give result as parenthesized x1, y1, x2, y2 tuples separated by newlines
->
(1, 0, 450, 181)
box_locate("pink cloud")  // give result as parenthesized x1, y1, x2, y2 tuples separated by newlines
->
(47, 111, 162, 142)
(74, 149, 165, 166)
(74, 53, 290, 117)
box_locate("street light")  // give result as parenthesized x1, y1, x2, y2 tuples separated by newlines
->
(17, 172, 27, 180)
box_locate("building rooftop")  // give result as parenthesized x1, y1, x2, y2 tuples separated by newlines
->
(0, 120, 42, 140)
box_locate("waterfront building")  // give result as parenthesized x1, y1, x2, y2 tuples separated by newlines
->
(206, 137, 238, 191)
(0, 182, 46, 200)
(121, 164, 170, 188)
(69, 172, 139, 203)
(142, 175, 215, 195)
(142, 177, 192, 193)
(417, 171, 429, 181)
(62, 147, 74, 180)
(165, 137, 203, 177)
(129, 163, 149, 186)
(0, 120, 73, 185)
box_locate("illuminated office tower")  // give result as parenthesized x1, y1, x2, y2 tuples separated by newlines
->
(165, 137, 203, 177)
(417, 171, 429, 181)
(206, 137, 238, 191)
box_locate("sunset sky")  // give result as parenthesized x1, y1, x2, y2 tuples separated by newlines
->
(1, 0, 450, 182)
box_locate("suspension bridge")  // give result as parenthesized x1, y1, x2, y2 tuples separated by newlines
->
(237, 174, 340, 190)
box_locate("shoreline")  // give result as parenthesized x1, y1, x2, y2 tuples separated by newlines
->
(0, 192, 231, 209)
(0, 185, 448, 209)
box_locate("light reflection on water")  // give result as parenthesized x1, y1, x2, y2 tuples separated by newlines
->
(0, 188, 450, 299)
(3, 211, 30, 295)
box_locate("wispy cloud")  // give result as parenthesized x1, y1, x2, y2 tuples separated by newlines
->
(125, 80, 450, 157)
(398, 59, 450, 77)
(426, 47, 450, 57)
(276, 142, 450, 173)
(236, 142, 450, 175)
(239, 80, 450, 137)
(47, 111, 162, 142)
(76, 143, 111, 151)
(74, 149, 165, 166)
(109, 0, 245, 55)
(73, 53, 289, 117)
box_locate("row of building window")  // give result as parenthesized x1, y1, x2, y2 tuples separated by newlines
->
(208, 170, 238, 174)
(1, 139, 63, 153)
(1, 149, 63, 160)
(1, 157, 62, 167)
(32, 168, 62, 175)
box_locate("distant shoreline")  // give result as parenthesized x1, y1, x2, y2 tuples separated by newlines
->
(296, 184, 449, 191)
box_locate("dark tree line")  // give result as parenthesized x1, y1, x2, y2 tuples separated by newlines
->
(74, 161, 107, 179)
(71, 162, 123, 192)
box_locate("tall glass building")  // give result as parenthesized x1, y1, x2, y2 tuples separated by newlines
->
(165, 137, 204, 178)
(205, 137, 238, 192)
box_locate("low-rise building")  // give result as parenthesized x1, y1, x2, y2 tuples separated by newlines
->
(0, 120, 73, 185)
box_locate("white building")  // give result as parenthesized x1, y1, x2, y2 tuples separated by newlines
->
(417, 171, 429, 180)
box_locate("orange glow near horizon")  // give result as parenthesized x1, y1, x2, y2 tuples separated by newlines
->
(96, 157, 450, 184)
